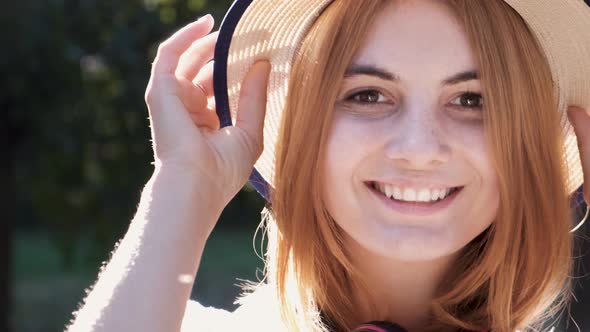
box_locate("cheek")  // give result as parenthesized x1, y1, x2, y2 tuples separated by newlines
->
(324, 118, 360, 195)
(322, 115, 380, 216)
(445, 119, 495, 182)
(324, 115, 378, 177)
(448, 121, 500, 224)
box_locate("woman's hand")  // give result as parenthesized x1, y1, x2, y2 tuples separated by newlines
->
(67, 18, 270, 332)
(145, 15, 271, 207)
(568, 106, 590, 204)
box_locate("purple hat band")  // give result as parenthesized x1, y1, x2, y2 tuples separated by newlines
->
(213, 0, 271, 202)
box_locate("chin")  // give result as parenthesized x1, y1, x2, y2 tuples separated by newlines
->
(349, 222, 472, 262)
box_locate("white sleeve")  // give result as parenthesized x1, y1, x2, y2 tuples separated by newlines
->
(181, 300, 235, 332)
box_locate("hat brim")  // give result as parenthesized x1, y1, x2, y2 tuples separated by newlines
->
(213, 0, 589, 207)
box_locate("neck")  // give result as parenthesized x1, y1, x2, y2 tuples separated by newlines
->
(347, 238, 458, 332)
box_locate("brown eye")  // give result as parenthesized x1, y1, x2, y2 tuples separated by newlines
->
(348, 90, 385, 103)
(451, 92, 484, 109)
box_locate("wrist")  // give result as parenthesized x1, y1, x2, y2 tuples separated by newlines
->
(151, 161, 242, 210)
(141, 166, 226, 236)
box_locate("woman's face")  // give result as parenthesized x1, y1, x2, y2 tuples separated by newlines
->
(322, 0, 500, 261)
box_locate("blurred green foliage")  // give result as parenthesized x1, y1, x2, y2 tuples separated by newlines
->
(3, 0, 265, 269)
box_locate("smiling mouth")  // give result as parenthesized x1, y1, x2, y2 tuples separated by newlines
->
(367, 181, 463, 204)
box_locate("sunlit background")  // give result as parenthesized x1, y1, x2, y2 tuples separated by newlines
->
(3, 1, 265, 331)
(2, 1, 590, 331)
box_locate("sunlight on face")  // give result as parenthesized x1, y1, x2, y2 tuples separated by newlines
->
(322, 0, 500, 261)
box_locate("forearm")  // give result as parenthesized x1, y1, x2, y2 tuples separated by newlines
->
(67, 167, 223, 332)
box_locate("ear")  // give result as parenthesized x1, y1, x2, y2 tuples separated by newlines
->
(567, 105, 590, 204)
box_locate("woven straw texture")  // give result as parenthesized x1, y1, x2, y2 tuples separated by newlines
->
(224, 0, 590, 194)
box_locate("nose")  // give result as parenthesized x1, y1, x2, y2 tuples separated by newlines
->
(385, 108, 451, 169)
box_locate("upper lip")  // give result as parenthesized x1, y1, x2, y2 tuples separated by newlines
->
(366, 179, 463, 190)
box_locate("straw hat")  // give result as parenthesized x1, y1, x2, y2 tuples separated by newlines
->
(213, 0, 590, 204)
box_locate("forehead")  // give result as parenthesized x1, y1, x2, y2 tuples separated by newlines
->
(353, 0, 477, 82)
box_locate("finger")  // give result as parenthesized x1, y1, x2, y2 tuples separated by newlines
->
(194, 61, 216, 112)
(235, 61, 271, 155)
(152, 15, 215, 75)
(193, 60, 215, 98)
(568, 106, 590, 203)
(176, 32, 218, 80)
(177, 77, 220, 130)
(193, 61, 216, 111)
(190, 110, 220, 131)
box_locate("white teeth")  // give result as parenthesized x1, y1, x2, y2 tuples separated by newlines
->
(393, 187, 402, 200)
(417, 189, 430, 202)
(373, 183, 457, 203)
(385, 185, 393, 199)
(431, 189, 440, 201)
(403, 188, 417, 201)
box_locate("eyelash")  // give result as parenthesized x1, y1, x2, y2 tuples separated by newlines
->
(345, 89, 390, 105)
(344, 89, 484, 111)
(450, 91, 484, 110)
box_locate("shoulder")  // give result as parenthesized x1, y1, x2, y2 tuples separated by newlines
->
(181, 300, 234, 331)
(181, 284, 287, 332)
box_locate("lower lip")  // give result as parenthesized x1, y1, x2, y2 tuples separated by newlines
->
(366, 183, 463, 217)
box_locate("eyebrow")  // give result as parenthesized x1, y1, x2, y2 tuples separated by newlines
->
(344, 64, 479, 86)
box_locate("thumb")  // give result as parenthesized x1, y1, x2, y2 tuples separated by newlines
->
(235, 61, 271, 155)
(568, 106, 590, 203)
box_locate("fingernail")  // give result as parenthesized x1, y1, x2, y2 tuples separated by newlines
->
(255, 60, 271, 71)
(565, 108, 574, 121)
(198, 14, 213, 23)
(567, 106, 583, 120)
(567, 107, 590, 120)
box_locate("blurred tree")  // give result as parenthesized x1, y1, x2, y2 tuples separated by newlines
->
(2, 1, 245, 331)
(5, 0, 237, 262)
(2, 2, 30, 331)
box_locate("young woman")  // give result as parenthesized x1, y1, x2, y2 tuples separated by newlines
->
(67, 0, 590, 331)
